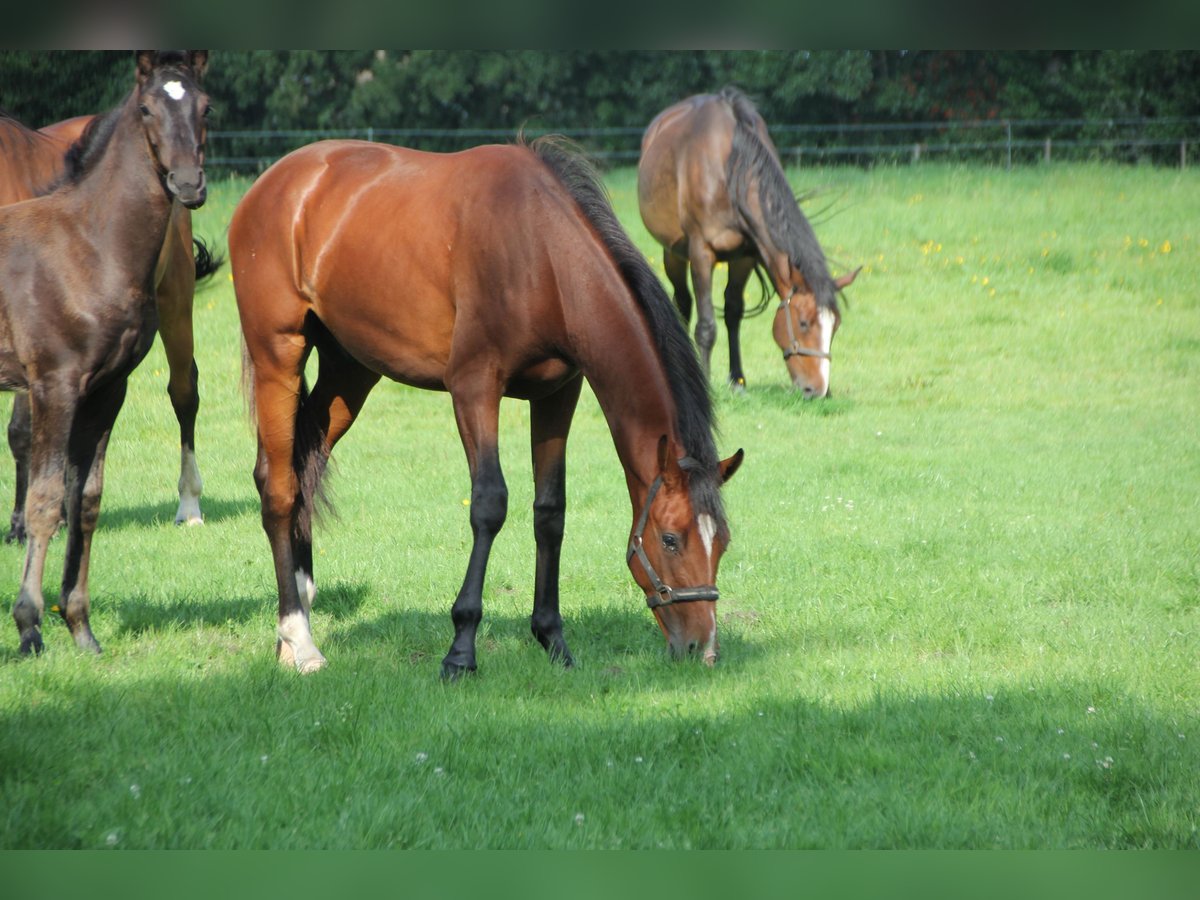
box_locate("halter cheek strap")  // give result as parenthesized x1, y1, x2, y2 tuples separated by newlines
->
(626, 461, 720, 609)
(779, 291, 832, 361)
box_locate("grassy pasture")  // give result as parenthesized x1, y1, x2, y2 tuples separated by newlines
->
(0, 162, 1197, 848)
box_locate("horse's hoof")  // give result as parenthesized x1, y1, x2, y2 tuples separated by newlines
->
(72, 631, 102, 654)
(728, 378, 747, 395)
(18, 630, 43, 656)
(440, 659, 477, 681)
(5, 527, 25, 545)
(174, 515, 204, 527)
(295, 653, 327, 675)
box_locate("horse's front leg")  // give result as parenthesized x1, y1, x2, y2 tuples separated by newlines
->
(12, 378, 76, 654)
(443, 380, 507, 679)
(528, 377, 582, 667)
(6, 393, 31, 544)
(58, 379, 128, 653)
(156, 212, 203, 526)
(687, 238, 718, 378)
(724, 257, 754, 392)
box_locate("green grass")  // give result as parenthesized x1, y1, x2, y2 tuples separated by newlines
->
(0, 162, 1197, 848)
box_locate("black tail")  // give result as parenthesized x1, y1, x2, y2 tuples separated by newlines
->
(193, 237, 224, 283)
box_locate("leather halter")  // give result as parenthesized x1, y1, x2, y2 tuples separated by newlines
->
(779, 291, 832, 361)
(626, 460, 720, 609)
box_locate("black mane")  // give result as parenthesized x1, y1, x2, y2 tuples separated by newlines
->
(57, 106, 123, 188)
(720, 86, 837, 312)
(526, 135, 730, 537)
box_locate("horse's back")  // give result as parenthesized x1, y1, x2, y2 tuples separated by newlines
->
(231, 140, 586, 389)
(638, 94, 739, 252)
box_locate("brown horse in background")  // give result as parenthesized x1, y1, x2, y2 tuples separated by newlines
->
(0, 103, 218, 542)
(230, 137, 743, 677)
(638, 87, 858, 396)
(0, 50, 210, 655)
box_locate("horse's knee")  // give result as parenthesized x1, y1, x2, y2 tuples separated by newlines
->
(470, 481, 508, 534)
(532, 498, 565, 545)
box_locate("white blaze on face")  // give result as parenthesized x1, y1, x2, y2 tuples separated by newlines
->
(817, 307, 836, 390)
(698, 513, 717, 563)
(163, 81, 186, 101)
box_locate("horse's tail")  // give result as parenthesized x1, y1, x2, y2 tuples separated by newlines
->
(720, 86, 838, 313)
(526, 134, 720, 475)
(193, 237, 225, 284)
(239, 335, 331, 544)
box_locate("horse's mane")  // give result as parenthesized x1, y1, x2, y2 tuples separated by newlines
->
(525, 134, 730, 537)
(55, 106, 123, 188)
(720, 86, 837, 312)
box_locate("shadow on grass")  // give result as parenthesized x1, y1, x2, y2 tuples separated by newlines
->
(113, 579, 372, 637)
(0, 651, 1195, 848)
(98, 494, 259, 532)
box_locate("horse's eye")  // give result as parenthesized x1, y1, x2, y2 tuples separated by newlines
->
(139, 104, 152, 117)
(798, 319, 810, 332)
(202, 104, 212, 119)
(661, 533, 680, 553)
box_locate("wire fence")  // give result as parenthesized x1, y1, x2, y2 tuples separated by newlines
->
(207, 116, 1200, 174)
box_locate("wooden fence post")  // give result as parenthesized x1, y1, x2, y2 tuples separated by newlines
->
(1044, 137, 1052, 163)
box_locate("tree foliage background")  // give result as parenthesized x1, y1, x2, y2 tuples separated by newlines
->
(2, 51, 1197, 162)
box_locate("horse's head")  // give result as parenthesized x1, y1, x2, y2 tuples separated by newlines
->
(772, 267, 859, 398)
(627, 437, 743, 665)
(134, 50, 210, 210)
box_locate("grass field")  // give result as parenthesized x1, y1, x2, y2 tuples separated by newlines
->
(0, 161, 1197, 848)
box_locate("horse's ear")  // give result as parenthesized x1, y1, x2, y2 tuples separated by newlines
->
(718, 449, 744, 485)
(135, 51, 155, 84)
(834, 266, 862, 291)
(188, 51, 209, 79)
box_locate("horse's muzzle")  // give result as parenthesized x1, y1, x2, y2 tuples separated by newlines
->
(168, 167, 207, 209)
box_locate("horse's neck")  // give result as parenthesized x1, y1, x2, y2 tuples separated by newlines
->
(564, 304, 679, 494)
(70, 101, 174, 261)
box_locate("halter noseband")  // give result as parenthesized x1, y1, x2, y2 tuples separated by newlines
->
(779, 291, 832, 361)
(626, 462, 720, 609)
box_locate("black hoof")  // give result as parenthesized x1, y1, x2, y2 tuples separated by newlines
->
(18, 630, 43, 656)
(440, 659, 477, 681)
(5, 526, 25, 545)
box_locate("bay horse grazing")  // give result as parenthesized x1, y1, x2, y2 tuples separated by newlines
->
(0, 106, 218, 543)
(229, 136, 744, 677)
(638, 87, 858, 395)
(0, 50, 210, 655)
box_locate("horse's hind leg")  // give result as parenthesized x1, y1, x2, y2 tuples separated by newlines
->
(58, 378, 128, 653)
(254, 362, 329, 674)
(724, 257, 754, 391)
(271, 348, 379, 669)
(687, 238, 718, 377)
(12, 378, 76, 654)
(6, 394, 31, 544)
(157, 214, 203, 526)
(529, 376, 582, 667)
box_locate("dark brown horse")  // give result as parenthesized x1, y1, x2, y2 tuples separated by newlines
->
(0, 50, 210, 655)
(229, 137, 743, 677)
(0, 104, 217, 543)
(638, 87, 858, 396)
